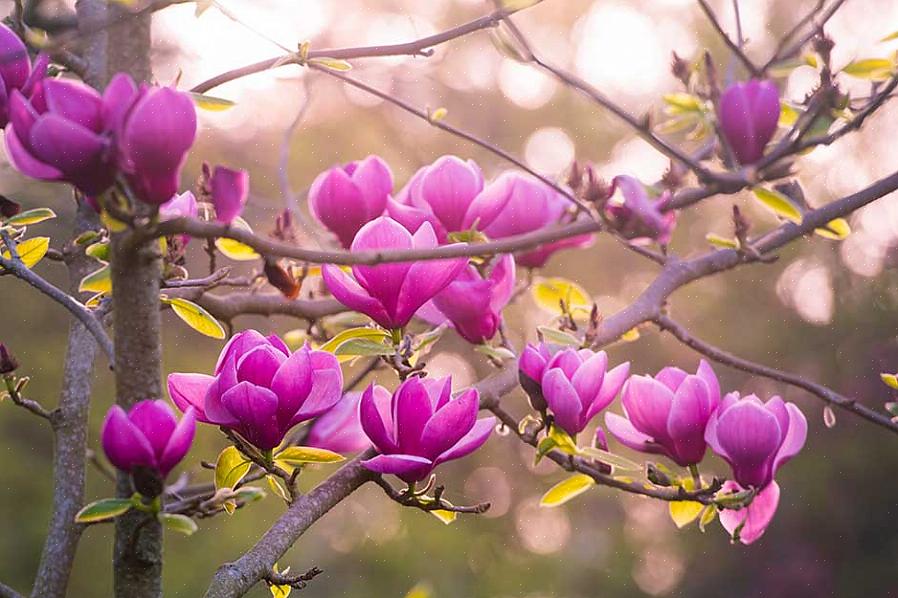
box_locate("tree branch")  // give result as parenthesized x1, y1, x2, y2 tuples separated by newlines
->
(697, 0, 760, 77)
(654, 314, 898, 433)
(161, 290, 346, 323)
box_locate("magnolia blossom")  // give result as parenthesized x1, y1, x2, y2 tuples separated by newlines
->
(604, 360, 720, 466)
(430, 254, 516, 344)
(322, 217, 468, 330)
(605, 175, 676, 245)
(705, 392, 807, 489)
(718, 79, 780, 165)
(481, 172, 593, 268)
(159, 191, 197, 246)
(718, 480, 780, 545)
(360, 377, 495, 483)
(309, 155, 392, 248)
(388, 155, 506, 240)
(101, 400, 195, 479)
(167, 330, 343, 450)
(0, 24, 47, 128)
(305, 389, 374, 454)
(522, 343, 630, 437)
(208, 165, 249, 223)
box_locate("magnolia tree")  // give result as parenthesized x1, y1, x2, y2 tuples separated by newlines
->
(1, 1, 897, 597)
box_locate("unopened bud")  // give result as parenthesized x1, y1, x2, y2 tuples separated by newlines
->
(670, 51, 690, 84)
(0, 343, 19, 374)
(264, 260, 300, 299)
(646, 462, 673, 487)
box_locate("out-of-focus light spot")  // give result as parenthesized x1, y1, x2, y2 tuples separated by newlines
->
(525, 127, 574, 174)
(632, 545, 686, 595)
(363, 13, 438, 67)
(622, 496, 672, 544)
(426, 352, 476, 387)
(841, 232, 885, 277)
(443, 39, 500, 92)
(515, 497, 571, 554)
(499, 59, 557, 110)
(596, 137, 671, 183)
(776, 259, 834, 325)
(465, 467, 512, 518)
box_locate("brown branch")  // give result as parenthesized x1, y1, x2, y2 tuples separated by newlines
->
(697, 0, 761, 77)
(263, 567, 322, 592)
(760, 0, 848, 72)
(371, 476, 491, 515)
(162, 289, 346, 323)
(151, 218, 601, 265)
(3, 376, 52, 420)
(654, 315, 898, 434)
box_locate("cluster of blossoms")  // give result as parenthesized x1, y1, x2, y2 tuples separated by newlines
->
(520, 343, 806, 544)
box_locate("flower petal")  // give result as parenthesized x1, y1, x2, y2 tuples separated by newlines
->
(322, 264, 393, 328)
(269, 346, 313, 426)
(360, 383, 398, 453)
(719, 480, 780, 545)
(158, 407, 196, 477)
(772, 402, 807, 476)
(542, 369, 585, 435)
(127, 400, 178, 457)
(419, 388, 478, 459)
(292, 351, 343, 422)
(101, 405, 157, 473)
(167, 372, 214, 422)
(220, 381, 283, 450)
(392, 377, 434, 453)
(434, 416, 495, 465)
(604, 412, 660, 454)
(361, 453, 433, 482)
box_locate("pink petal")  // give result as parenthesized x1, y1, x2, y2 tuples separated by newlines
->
(719, 481, 780, 545)
(167, 372, 214, 422)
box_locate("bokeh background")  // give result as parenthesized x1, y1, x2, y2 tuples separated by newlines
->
(3, 0, 898, 596)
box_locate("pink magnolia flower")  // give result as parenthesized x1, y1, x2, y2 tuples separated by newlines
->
(0, 24, 47, 127)
(705, 392, 807, 489)
(360, 377, 495, 483)
(481, 172, 593, 268)
(101, 400, 195, 479)
(159, 191, 197, 245)
(322, 216, 468, 331)
(538, 347, 630, 437)
(604, 360, 721, 466)
(305, 389, 375, 454)
(167, 330, 343, 451)
(430, 254, 516, 344)
(209, 165, 249, 223)
(309, 155, 392, 248)
(718, 480, 781, 545)
(387, 155, 506, 240)
(605, 175, 676, 245)
(718, 79, 780, 165)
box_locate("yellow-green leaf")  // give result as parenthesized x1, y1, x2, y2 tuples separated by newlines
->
(536, 326, 581, 347)
(881, 373, 898, 390)
(161, 296, 226, 339)
(501, 0, 539, 9)
(779, 101, 800, 127)
(75, 498, 132, 523)
(283, 329, 311, 351)
(429, 107, 448, 122)
(215, 218, 260, 261)
(669, 500, 704, 528)
(429, 507, 457, 525)
(404, 583, 433, 598)
(214, 446, 252, 491)
(620, 327, 640, 343)
(100, 210, 128, 233)
(5, 207, 56, 226)
(532, 277, 592, 318)
(578, 446, 642, 471)
(662, 92, 707, 114)
(79, 265, 111, 294)
(308, 57, 353, 71)
(189, 92, 236, 111)
(814, 218, 851, 240)
(881, 31, 898, 42)
(274, 446, 345, 466)
(842, 58, 895, 81)
(267, 475, 290, 503)
(3, 236, 49, 268)
(705, 233, 740, 249)
(334, 338, 395, 357)
(698, 504, 718, 532)
(320, 327, 392, 362)
(269, 564, 292, 598)
(539, 474, 596, 507)
(86, 241, 110, 262)
(158, 512, 198, 536)
(752, 187, 803, 224)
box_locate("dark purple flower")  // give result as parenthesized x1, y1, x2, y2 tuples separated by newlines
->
(0, 24, 47, 128)
(718, 79, 780, 165)
(101, 399, 195, 478)
(360, 377, 495, 483)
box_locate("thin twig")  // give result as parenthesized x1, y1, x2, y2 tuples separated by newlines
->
(697, 0, 759, 76)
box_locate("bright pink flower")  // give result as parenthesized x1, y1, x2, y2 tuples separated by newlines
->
(305, 389, 375, 454)
(359, 377, 495, 483)
(101, 400, 195, 478)
(209, 165, 249, 223)
(0, 24, 47, 128)
(605, 175, 676, 245)
(322, 216, 468, 330)
(718, 480, 780, 544)
(718, 79, 780, 165)
(605, 360, 720, 466)
(309, 155, 392, 248)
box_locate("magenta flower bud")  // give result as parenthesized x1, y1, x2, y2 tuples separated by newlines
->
(118, 84, 197, 205)
(718, 79, 780, 165)
(0, 342, 19, 374)
(167, 330, 343, 451)
(387, 155, 498, 240)
(481, 172, 593, 268)
(0, 24, 47, 127)
(604, 360, 721, 467)
(430, 254, 516, 344)
(518, 342, 554, 412)
(309, 155, 392, 248)
(209, 165, 249, 223)
(322, 216, 469, 330)
(306, 388, 379, 454)
(605, 175, 676, 245)
(159, 191, 197, 245)
(718, 480, 780, 544)
(541, 348, 630, 437)
(359, 377, 495, 483)
(705, 392, 807, 489)
(101, 400, 196, 479)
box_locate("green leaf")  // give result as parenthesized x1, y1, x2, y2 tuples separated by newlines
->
(3, 236, 49, 268)
(404, 583, 433, 598)
(474, 345, 516, 361)
(158, 512, 198, 535)
(234, 485, 266, 503)
(578, 446, 642, 471)
(334, 338, 395, 357)
(161, 296, 226, 339)
(779, 101, 800, 127)
(189, 92, 235, 111)
(429, 506, 457, 525)
(274, 446, 345, 466)
(531, 277, 592, 318)
(881, 373, 898, 390)
(669, 500, 704, 528)
(705, 233, 740, 249)
(881, 31, 898, 42)
(86, 241, 110, 263)
(842, 58, 895, 80)
(814, 218, 851, 240)
(5, 207, 56, 226)
(547, 424, 579, 455)
(79, 264, 111, 294)
(429, 107, 448, 122)
(308, 57, 353, 71)
(752, 187, 803, 224)
(320, 327, 391, 351)
(269, 563, 292, 598)
(662, 92, 707, 114)
(266, 474, 291, 503)
(698, 504, 718, 532)
(539, 474, 596, 507)
(215, 217, 260, 261)
(536, 326, 581, 347)
(215, 446, 252, 491)
(500, 0, 540, 9)
(75, 498, 132, 523)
